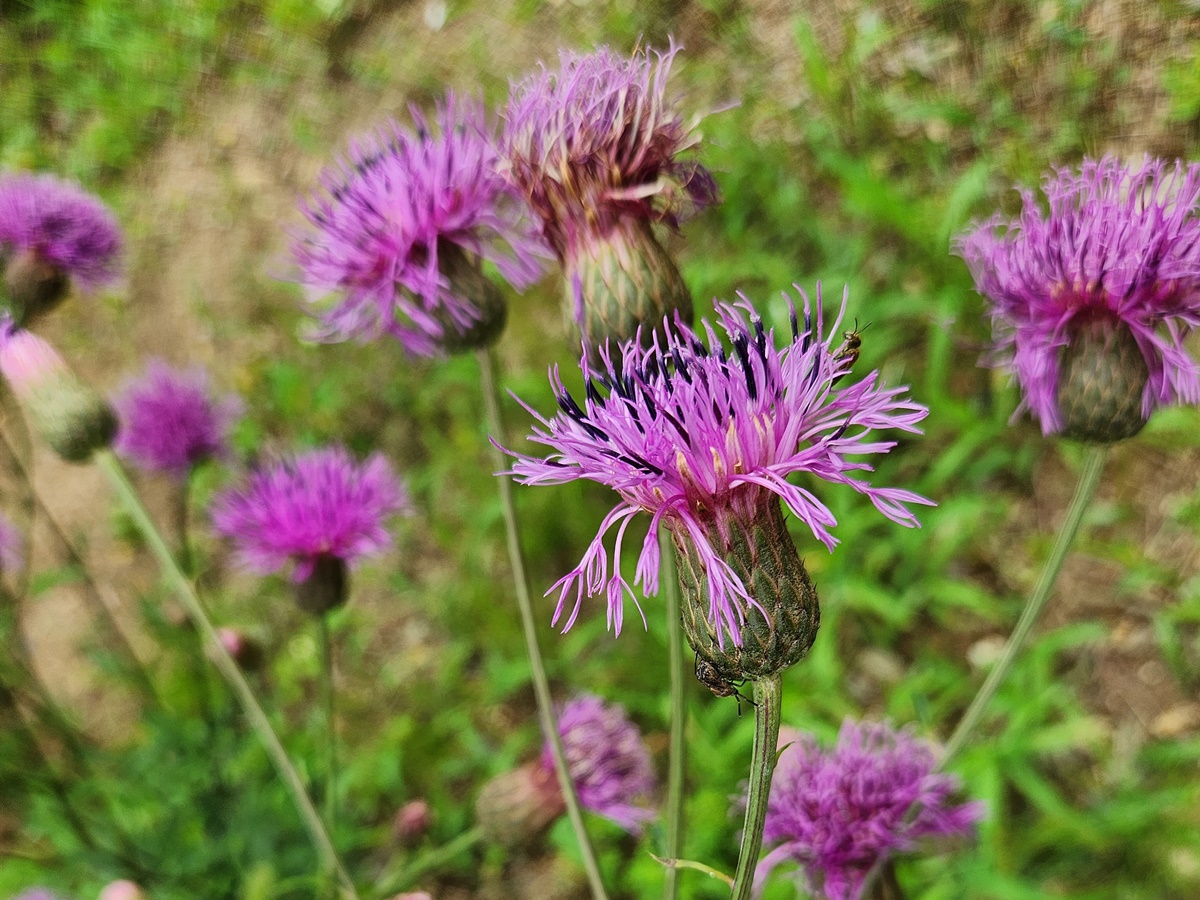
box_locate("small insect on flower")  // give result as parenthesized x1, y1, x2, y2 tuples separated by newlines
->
(830, 319, 869, 385)
(694, 657, 754, 714)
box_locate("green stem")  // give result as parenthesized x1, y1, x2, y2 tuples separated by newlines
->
(730, 674, 783, 900)
(477, 347, 609, 900)
(374, 826, 484, 895)
(319, 614, 338, 840)
(661, 528, 686, 900)
(939, 444, 1107, 766)
(95, 450, 359, 898)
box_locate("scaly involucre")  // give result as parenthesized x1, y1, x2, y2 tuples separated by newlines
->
(0, 172, 122, 288)
(955, 155, 1200, 432)
(0, 511, 24, 574)
(755, 720, 983, 900)
(115, 359, 241, 477)
(293, 92, 547, 355)
(543, 695, 657, 834)
(505, 288, 932, 642)
(211, 446, 409, 580)
(502, 42, 717, 260)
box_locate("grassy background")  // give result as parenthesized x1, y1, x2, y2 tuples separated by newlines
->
(2, 0, 1200, 897)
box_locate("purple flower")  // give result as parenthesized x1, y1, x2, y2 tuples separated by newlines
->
(755, 720, 983, 900)
(504, 288, 932, 645)
(114, 359, 241, 477)
(293, 91, 548, 356)
(0, 172, 122, 289)
(211, 446, 409, 582)
(542, 695, 656, 834)
(955, 156, 1200, 436)
(502, 42, 715, 263)
(11, 891, 63, 900)
(0, 512, 24, 574)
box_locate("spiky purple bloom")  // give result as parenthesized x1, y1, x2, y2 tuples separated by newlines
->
(956, 156, 1200, 436)
(503, 42, 715, 262)
(211, 446, 409, 582)
(505, 289, 932, 646)
(542, 695, 656, 834)
(114, 359, 241, 477)
(293, 92, 547, 356)
(0, 172, 122, 289)
(0, 512, 24, 574)
(754, 720, 983, 900)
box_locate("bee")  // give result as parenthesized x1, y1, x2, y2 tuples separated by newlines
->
(695, 658, 755, 716)
(831, 319, 870, 384)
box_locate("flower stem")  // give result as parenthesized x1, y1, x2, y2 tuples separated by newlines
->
(939, 444, 1107, 766)
(374, 826, 484, 894)
(95, 450, 359, 898)
(730, 674, 783, 900)
(319, 614, 339, 839)
(660, 528, 686, 900)
(477, 347, 609, 900)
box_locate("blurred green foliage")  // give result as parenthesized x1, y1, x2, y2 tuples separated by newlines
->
(3, 0, 1200, 898)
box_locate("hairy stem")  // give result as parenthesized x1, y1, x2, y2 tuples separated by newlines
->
(96, 450, 359, 898)
(661, 528, 686, 900)
(477, 347, 609, 900)
(730, 674, 783, 900)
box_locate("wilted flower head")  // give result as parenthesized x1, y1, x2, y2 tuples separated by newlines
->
(544, 695, 656, 834)
(503, 42, 716, 359)
(956, 156, 1200, 442)
(755, 720, 983, 900)
(0, 512, 24, 575)
(114, 359, 241, 477)
(506, 288, 930, 681)
(0, 173, 122, 324)
(294, 91, 547, 356)
(0, 319, 117, 462)
(212, 446, 409, 613)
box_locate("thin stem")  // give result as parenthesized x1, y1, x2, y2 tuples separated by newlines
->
(730, 674, 783, 900)
(939, 444, 1107, 766)
(319, 614, 338, 840)
(661, 528, 686, 900)
(477, 347, 609, 900)
(95, 450, 359, 898)
(374, 826, 484, 894)
(177, 472, 194, 579)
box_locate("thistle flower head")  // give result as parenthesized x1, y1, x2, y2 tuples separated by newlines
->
(542, 695, 657, 834)
(755, 720, 983, 900)
(0, 512, 24, 575)
(956, 156, 1200, 440)
(503, 42, 715, 261)
(505, 288, 931, 650)
(211, 446, 409, 584)
(0, 172, 123, 290)
(114, 359, 241, 477)
(294, 92, 548, 356)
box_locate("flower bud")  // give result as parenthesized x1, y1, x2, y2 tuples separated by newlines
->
(673, 497, 820, 685)
(432, 244, 507, 353)
(2, 248, 69, 326)
(566, 220, 693, 365)
(294, 554, 347, 616)
(98, 882, 146, 900)
(1056, 317, 1150, 443)
(215, 627, 265, 672)
(474, 761, 565, 848)
(393, 798, 433, 846)
(0, 325, 116, 463)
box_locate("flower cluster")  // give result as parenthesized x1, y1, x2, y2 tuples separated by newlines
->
(114, 359, 241, 477)
(293, 92, 547, 355)
(505, 289, 931, 646)
(755, 720, 983, 900)
(956, 156, 1200, 437)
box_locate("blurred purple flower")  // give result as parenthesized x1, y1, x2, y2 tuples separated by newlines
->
(211, 446, 409, 582)
(755, 720, 983, 900)
(0, 512, 24, 575)
(504, 288, 931, 644)
(502, 41, 715, 263)
(0, 172, 122, 289)
(10, 891, 62, 900)
(293, 91, 547, 356)
(956, 155, 1200, 434)
(542, 695, 656, 834)
(114, 359, 241, 477)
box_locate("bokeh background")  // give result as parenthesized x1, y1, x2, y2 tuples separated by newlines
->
(3, 0, 1200, 897)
